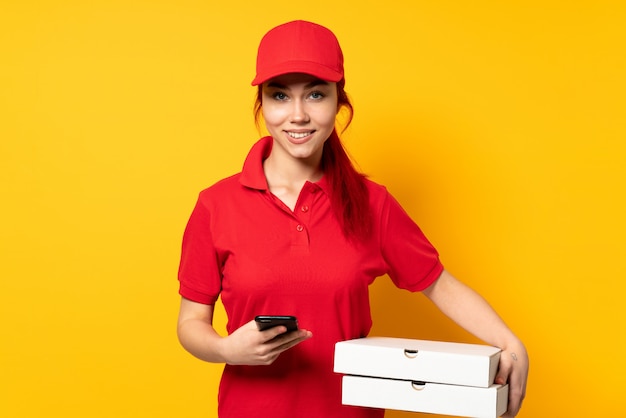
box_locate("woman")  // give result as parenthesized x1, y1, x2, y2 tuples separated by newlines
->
(177, 20, 528, 418)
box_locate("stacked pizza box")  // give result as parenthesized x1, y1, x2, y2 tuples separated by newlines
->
(334, 337, 508, 418)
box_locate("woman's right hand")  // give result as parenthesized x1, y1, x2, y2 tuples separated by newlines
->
(220, 319, 312, 366)
(177, 297, 312, 365)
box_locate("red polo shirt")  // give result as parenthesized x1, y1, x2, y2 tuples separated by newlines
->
(178, 136, 444, 418)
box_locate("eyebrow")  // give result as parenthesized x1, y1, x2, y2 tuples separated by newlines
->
(266, 79, 330, 90)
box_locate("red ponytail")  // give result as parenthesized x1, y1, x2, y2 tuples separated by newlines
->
(254, 80, 372, 241)
(320, 128, 372, 241)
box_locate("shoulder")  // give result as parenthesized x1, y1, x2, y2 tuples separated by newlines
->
(363, 177, 392, 205)
(360, 178, 395, 223)
(362, 178, 413, 221)
(363, 177, 388, 195)
(195, 173, 244, 207)
(199, 173, 241, 195)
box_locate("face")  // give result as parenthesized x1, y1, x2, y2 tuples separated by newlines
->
(261, 73, 338, 165)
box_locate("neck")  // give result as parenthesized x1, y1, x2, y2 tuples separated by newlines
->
(263, 137, 325, 185)
(263, 151, 323, 191)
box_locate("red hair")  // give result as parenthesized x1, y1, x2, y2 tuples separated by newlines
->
(254, 79, 372, 241)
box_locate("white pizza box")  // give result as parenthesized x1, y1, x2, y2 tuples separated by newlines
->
(334, 337, 501, 388)
(342, 375, 508, 418)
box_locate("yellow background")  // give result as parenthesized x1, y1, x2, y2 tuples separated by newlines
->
(1, 1, 624, 417)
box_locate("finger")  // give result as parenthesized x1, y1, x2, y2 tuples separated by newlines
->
(505, 371, 526, 417)
(268, 329, 311, 344)
(250, 349, 280, 365)
(267, 330, 312, 351)
(501, 394, 523, 418)
(501, 365, 527, 417)
(495, 356, 513, 386)
(259, 325, 289, 342)
(252, 331, 311, 365)
(272, 335, 309, 354)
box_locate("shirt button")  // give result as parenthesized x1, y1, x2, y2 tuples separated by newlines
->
(296, 224, 304, 232)
(301, 205, 309, 213)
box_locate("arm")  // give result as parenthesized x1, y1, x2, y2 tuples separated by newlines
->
(176, 297, 312, 365)
(422, 270, 528, 418)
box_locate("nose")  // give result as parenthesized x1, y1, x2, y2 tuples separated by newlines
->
(290, 99, 310, 124)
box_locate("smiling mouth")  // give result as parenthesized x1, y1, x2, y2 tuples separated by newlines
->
(286, 131, 314, 139)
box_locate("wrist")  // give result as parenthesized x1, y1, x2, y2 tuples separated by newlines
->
(212, 334, 231, 364)
(501, 337, 527, 359)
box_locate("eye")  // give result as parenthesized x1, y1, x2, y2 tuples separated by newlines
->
(272, 92, 288, 101)
(309, 91, 324, 100)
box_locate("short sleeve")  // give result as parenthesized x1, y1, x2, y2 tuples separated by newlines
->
(380, 192, 444, 292)
(177, 195, 222, 305)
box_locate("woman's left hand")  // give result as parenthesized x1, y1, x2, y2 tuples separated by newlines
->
(495, 340, 528, 418)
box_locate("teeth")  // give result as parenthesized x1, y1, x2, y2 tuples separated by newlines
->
(287, 131, 312, 139)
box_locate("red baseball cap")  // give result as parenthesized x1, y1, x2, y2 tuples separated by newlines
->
(251, 20, 344, 86)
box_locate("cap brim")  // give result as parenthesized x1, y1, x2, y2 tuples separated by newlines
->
(251, 61, 343, 86)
